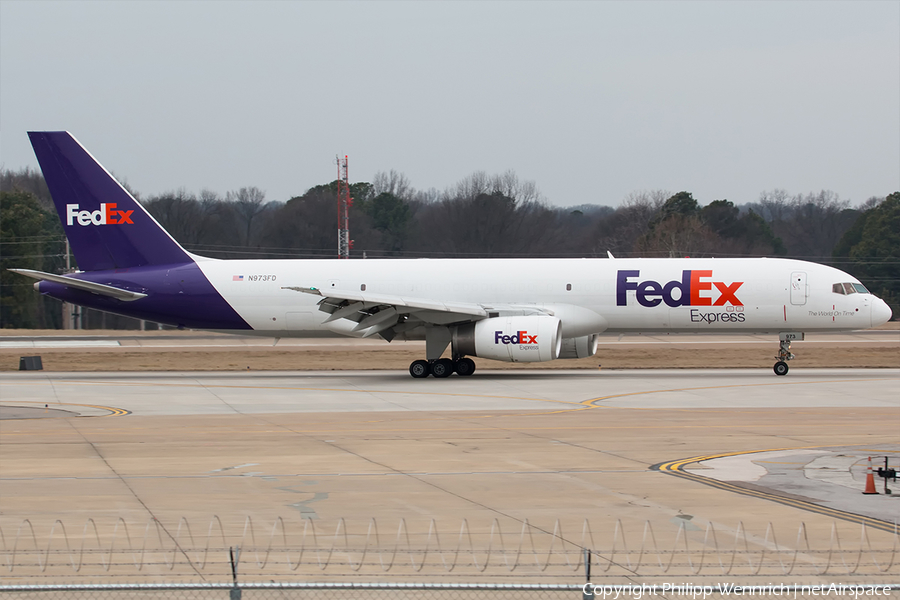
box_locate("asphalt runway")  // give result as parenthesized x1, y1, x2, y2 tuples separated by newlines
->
(1, 368, 898, 580)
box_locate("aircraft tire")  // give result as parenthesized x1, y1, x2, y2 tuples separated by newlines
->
(454, 357, 476, 377)
(431, 358, 454, 378)
(409, 360, 431, 378)
(773, 361, 789, 376)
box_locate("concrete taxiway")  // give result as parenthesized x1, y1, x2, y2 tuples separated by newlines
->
(2, 368, 898, 534)
(3, 368, 899, 414)
(2, 367, 899, 586)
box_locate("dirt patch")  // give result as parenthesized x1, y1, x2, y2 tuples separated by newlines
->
(2, 325, 896, 372)
(1, 344, 896, 372)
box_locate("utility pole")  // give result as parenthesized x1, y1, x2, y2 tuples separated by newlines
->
(336, 155, 352, 259)
(63, 238, 81, 329)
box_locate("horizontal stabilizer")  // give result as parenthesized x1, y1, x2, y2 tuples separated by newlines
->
(9, 269, 147, 302)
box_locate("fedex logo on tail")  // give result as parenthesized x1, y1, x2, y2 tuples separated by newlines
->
(495, 331, 537, 345)
(617, 270, 743, 307)
(66, 203, 134, 226)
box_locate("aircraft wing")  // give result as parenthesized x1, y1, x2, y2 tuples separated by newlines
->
(282, 285, 552, 340)
(9, 269, 148, 302)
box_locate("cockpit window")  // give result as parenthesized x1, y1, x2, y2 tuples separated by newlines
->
(833, 282, 870, 295)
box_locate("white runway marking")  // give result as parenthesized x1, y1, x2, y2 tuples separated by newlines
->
(0, 340, 121, 348)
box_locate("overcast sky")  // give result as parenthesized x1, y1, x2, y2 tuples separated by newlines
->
(1, 1, 898, 208)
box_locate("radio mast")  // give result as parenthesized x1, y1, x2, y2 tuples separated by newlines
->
(336, 154, 352, 259)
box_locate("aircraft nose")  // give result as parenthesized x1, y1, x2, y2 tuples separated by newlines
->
(871, 298, 893, 327)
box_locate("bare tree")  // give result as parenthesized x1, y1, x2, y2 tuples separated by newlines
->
(0, 166, 53, 209)
(491, 170, 543, 204)
(251, 185, 342, 258)
(859, 195, 885, 211)
(226, 186, 267, 246)
(449, 171, 491, 201)
(588, 190, 668, 256)
(372, 170, 414, 200)
(411, 187, 442, 204)
(635, 214, 719, 257)
(447, 170, 545, 205)
(144, 188, 219, 246)
(754, 189, 791, 224)
(784, 190, 852, 257)
(407, 171, 559, 256)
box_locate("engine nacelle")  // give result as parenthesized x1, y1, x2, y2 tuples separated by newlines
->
(557, 334, 600, 359)
(454, 316, 562, 362)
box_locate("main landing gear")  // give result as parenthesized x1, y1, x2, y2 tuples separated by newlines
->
(409, 357, 476, 379)
(773, 332, 803, 376)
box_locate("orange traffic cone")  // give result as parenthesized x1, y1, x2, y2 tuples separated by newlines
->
(863, 456, 879, 495)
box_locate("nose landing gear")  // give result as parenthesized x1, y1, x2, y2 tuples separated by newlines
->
(774, 332, 804, 376)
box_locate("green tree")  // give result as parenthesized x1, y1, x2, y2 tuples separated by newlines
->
(360, 192, 412, 253)
(700, 199, 740, 237)
(639, 191, 714, 256)
(735, 209, 786, 255)
(701, 200, 785, 256)
(656, 191, 700, 223)
(831, 208, 868, 258)
(0, 191, 64, 328)
(834, 192, 900, 317)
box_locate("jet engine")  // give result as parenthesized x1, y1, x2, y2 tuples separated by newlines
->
(453, 316, 562, 362)
(557, 334, 600, 359)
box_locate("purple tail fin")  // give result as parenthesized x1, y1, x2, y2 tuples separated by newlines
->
(28, 131, 192, 271)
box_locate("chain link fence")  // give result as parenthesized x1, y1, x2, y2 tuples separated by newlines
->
(0, 582, 578, 599)
(2, 583, 900, 600)
(2, 517, 898, 597)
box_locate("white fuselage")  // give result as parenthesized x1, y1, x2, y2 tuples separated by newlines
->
(193, 256, 888, 337)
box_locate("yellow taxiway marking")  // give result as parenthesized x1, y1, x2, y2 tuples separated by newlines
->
(506, 376, 895, 417)
(654, 446, 898, 533)
(570, 377, 895, 412)
(4, 376, 894, 421)
(2, 378, 586, 407)
(3, 377, 890, 419)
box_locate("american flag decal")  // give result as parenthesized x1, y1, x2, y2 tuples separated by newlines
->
(233, 275, 244, 281)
